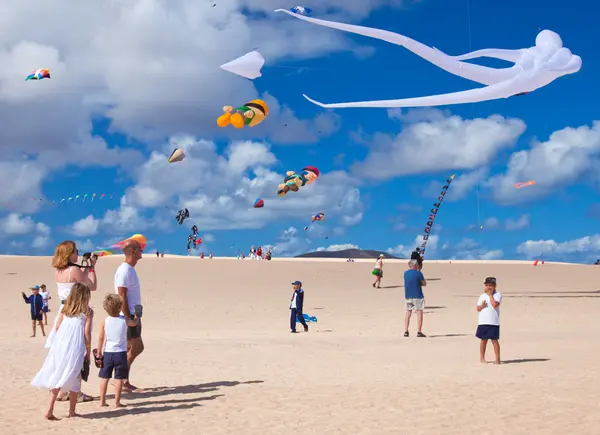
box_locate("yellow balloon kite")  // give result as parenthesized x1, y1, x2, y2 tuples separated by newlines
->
(217, 99, 269, 129)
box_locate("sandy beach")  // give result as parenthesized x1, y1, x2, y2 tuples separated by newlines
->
(2, 255, 600, 434)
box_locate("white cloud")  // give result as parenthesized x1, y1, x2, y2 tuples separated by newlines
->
(266, 226, 311, 257)
(315, 243, 359, 252)
(388, 234, 503, 260)
(352, 110, 526, 179)
(516, 234, 600, 261)
(467, 214, 530, 231)
(488, 121, 600, 204)
(0, 213, 36, 234)
(505, 214, 530, 231)
(0, 213, 52, 251)
(70, 215, 101, 237)
(74, 239, 96, 253)
(96, 137, 363, 235)
(203, 233, 216, 243)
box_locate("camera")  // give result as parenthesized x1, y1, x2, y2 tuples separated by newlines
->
(82, 252, 91, 260)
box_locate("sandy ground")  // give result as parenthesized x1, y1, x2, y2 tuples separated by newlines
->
(2, 255, 600, 434)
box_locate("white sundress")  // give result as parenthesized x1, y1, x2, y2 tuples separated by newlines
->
(45, 267, 76, 349)
(31, 313, 86, 392)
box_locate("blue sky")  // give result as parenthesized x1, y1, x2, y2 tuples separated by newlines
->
(0, 0, 599, 262)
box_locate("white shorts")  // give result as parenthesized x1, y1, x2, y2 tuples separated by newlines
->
(405, 298, 425, 311)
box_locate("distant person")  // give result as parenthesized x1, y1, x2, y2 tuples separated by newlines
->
(96, 294, 139, 408)
(476, 277, 502, 364)
(160, 252, 164, 258)
(31, 283, 93, 420)
(39, 284, 51, 325)
(209, 252, 213, 259)
(266, 249, 272, 260)
(372, 254, 384, 288)
(403, 259, 427, 337)
(289, 280, 308, 333)
(22, 285, 45, 337)
(257, 246, 262, 259)
(411, 247, 423, 270)
(114, 239, 144, 392)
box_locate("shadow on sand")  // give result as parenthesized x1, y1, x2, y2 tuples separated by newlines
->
(380, 285, 402, 289)
(502, 358, 550, 364)
(82, 380, 264, 419)
(428, 333, 469, 338)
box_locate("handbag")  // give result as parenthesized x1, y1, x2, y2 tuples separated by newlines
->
(81, 358, 90, 382)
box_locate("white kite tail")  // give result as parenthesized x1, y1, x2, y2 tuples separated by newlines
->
(275, 9, 515, 86)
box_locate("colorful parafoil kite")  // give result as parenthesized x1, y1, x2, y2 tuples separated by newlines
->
(253, 198, 264, 208)
(277, 166, 320, 197)
(220, 51, 265, 80)
(217, 99, 269, 129)
(26, 69, 50, 81)
(419, 174, 455, 259)
(92, 234, 147, 257)
(168, 148, 185, 163)
(290, 6, 312, 15)
(176, 208, 189, 225)
(312, 212, 325, 222)
(514, 180, 535, 188)
(275, 9, 581, 109)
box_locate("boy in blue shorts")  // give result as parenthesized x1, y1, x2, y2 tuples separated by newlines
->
(476, 277, 502, 364)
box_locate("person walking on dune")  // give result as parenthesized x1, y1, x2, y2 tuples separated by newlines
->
(372, 254, 384, 288)
(114, 239, 144, 392)
(403, 259, 427, 337)
(290, 281, 308, 333)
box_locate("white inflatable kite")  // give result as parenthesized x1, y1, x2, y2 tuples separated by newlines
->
(275, 9, 582, 108)
(220, 51, 265, 80)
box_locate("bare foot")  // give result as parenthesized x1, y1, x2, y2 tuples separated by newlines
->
(480, 359, 488, 364)
(492, 361, 501, 365)
(115, 403, 127, 408)
(100, 402, 108, 407)
(45, 413, 59, 421)
(67, 412, 80, 418)
(30, 335, 36, 338)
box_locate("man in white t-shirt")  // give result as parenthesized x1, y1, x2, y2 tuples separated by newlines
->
(114, 239, 144, 391)
(476, 277, 502, 364)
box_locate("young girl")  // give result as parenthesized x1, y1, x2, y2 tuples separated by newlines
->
(476, 277, 502, 364)
(96, 294, 138, 408)
(372, 254, 384, 288)
(31, 283, 92, 420)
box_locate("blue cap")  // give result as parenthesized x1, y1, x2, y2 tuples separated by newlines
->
(31, 285, 40, 290)
(291, 280, 302, 286)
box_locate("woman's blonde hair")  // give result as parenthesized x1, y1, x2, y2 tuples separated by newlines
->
(52, 241, 76, 270)
(103, 294, 122, 317)
(62, 283, 91, 317)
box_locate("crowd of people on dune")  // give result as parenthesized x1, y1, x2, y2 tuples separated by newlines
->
(237, 245, 272, 260)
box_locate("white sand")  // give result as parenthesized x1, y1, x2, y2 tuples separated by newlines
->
(2, 255, 600, 434)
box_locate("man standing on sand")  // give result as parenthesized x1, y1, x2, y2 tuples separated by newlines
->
(410, 247, 423, 270)
(114, 239, 144, 392)
(403, 259, 427, 337)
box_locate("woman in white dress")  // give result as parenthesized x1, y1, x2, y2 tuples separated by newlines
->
(32, 283, 93, 420)
(46, 241, 97, 403)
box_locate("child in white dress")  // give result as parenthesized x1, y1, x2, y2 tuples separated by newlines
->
(31, 283, 92, 420)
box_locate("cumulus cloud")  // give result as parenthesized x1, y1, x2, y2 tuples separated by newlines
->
(315, 243, 359, 252)
(468, 214, 531, 231)
(388, 234, 503, 260)
(70, 215, 101, 237)
(97, 137, 364, 233)
(488, 121, 600, 204)
(516, 234, 600, 262)
(0, 213, 52, 251)
(352, 110, 526, 179)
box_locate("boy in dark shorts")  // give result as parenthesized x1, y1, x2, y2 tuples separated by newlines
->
(476, 277, 502, 364)
(22, 285, 45, 337)
(96, 294, 138, 407)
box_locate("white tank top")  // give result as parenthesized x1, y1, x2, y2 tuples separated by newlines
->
(56, 266, 76, 302)
(103, 316, 128, 353)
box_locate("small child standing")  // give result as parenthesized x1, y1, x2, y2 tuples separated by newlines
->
(289, 280, 308, 333)
(39, 284, 51, 325)
(22, 285, 45, 337)
(476, 277, 502, 364)
(96, 294, 138, 408)
(31, 283, 93, 420)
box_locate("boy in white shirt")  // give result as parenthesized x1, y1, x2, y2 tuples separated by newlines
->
(39, 284, 51, 325)
(476, 277, 502, 364)
(96, 294, 138, 408)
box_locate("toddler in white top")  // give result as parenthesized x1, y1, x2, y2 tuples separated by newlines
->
(476, 277, 502, 364)
(96, 294, 138, 408)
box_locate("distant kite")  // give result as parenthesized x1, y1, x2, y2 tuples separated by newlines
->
(220, 51, 265, 80)
(277, 166, 320, 197)
(26, 69, 50, 81)
(514, 180, 535, 188)
(168, 148, 185, 163)
(290, 6, 312, 15)
(253, 198, 264, 208)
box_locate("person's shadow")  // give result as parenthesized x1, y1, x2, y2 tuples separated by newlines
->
(81, 380, 264, 419)
(502, 358, 550, 364)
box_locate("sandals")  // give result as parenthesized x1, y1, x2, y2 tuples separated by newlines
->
(93, 348, 103, 368)
(77, 393, 94, 403)
(417, 332, 426, 338)
(404, 331, 409, 337)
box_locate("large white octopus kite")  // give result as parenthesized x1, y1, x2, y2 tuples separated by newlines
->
(275, 9, 582, 108)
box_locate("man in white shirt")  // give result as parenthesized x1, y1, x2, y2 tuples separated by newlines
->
(114, 239, 144, 391)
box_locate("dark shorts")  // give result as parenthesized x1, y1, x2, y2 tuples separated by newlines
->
(476, 324, 500, 340)
(31, 313, 43, 321)
(42, 306, 49, 313)
(98, 351, 129, 380)
(127, 319, 142, 340)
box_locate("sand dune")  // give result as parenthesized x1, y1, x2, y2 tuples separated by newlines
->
(2, 255, 600, 434)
